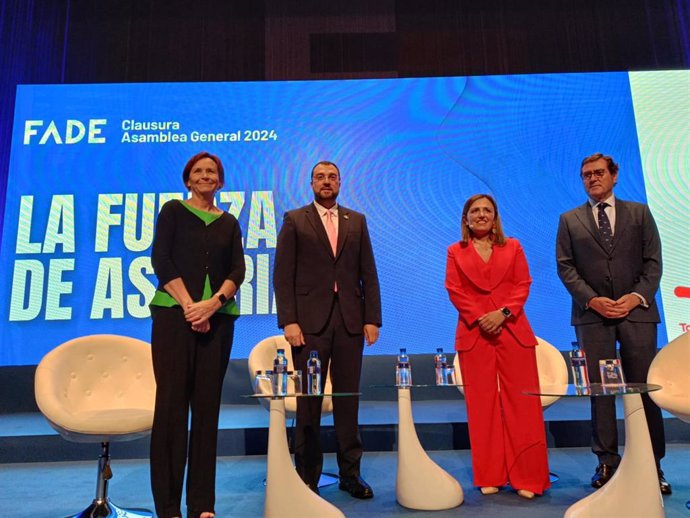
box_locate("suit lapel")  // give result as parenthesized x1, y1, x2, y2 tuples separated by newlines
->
(573, 202, 608, 252)
(335, 207, 350, 261)
(305, 204, 335, 258)
(488, 244, 513, 288)
(455, 244, 491, 292)
(610, 200, 629, 253)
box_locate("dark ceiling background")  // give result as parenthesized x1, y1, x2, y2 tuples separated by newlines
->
(1, 0, 689, 219)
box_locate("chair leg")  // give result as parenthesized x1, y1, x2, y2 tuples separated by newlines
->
(96, 441, 112, 502)
(65, 442, 153, 518)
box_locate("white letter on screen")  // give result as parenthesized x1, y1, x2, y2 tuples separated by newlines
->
(45, 259, 74, 320)
(90, 257, 124, 319)
(43, 195, 75, 253)
(9, 260, 44, 321)
(95, 194, 123, 252)
(15, 196, 42, 254)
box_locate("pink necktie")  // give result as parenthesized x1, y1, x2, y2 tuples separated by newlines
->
(326, 211, 338, 292)
(325, 210, 337, 255)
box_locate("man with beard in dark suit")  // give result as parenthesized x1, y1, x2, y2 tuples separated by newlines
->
(273, 160, 382, 498)
(556, 152, 670, 495)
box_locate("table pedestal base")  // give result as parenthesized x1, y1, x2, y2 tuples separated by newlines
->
(564, 393, 664, 518)
(396, 388, 463, 510)
(265, 398, 345, 518)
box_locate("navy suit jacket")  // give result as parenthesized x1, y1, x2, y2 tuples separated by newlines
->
(556, 199, 662, 326)
(273, 203, 382, 335)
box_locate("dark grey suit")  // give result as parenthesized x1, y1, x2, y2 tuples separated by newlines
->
(274, 203, 381, 334)
(273, 202, 381, 486)
(556, 198, 665, 467)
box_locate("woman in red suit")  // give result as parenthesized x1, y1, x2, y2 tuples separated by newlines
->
(445, 193, 550, 499)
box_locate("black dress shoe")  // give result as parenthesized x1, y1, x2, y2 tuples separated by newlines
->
(338, 476, 374, 499)
(591, 464, 616, 489)
(658, 471, 672, 495)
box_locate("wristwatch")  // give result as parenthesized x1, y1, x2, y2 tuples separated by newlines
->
(217, 293, 227, 305)
(500, 307, 512, 318)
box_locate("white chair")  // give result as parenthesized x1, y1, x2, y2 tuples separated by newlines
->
(647, 331, 690, 422)
(247, 335, 333, 414)
(34, 334, 156, 518)
(453, 336, 568, 407)
(648, 331, 690, 511)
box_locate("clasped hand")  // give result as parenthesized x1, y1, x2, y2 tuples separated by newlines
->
(477, 310, 506, 335)
(184, 299, 219, 333)
(588, 294, 640, 319)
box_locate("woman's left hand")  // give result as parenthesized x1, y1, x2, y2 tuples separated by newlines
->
(477, 310, 506, 334)
(184, 298, 220, 326)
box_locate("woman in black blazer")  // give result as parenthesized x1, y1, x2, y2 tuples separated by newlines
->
(149, 151, 245, 518)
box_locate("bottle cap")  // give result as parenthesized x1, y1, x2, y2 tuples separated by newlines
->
(277, 348, 284, 354)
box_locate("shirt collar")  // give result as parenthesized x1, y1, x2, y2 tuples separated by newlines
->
(313, 200, 338, 216)
(589, 194, 615, 209)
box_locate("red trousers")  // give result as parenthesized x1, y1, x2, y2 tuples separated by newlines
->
(459, 332, 551, 494)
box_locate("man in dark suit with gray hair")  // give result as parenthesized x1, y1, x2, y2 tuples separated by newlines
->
(273, 160, 382, 499)
(556, 152, 670, 494)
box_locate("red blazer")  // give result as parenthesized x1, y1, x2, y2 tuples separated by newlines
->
(445, 238, 537, 351)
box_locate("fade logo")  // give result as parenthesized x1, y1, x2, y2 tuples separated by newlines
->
(23, 119, 107, 145)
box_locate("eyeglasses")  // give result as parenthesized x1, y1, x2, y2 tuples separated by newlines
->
(581, 169, 608, 181)
(313, 174, 339, 182)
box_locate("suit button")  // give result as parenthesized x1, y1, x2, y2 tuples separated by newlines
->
(608, 257, 613, 261)
(605, 276, 611, 282)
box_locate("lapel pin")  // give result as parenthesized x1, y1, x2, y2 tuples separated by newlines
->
(344, 214, 349, 220)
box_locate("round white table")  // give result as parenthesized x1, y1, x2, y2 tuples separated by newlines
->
(524, 383, 664, 518)
(371, 384, 464, 510)
(246, 393, 359, 518)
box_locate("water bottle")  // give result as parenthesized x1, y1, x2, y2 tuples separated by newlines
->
(434, 348, 448, 385)
(307, 350, 322, 395)
(395, 348, 412, 387)
(273, 349, 288, 395)
(569, 341, 590, 388)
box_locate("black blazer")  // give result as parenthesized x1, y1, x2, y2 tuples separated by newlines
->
(152, 200, 246, 301)
(273, 203, 382, 335)
(556, 199, 662, 326)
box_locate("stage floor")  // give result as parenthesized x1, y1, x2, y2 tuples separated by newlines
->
(0, 445, 688, 518)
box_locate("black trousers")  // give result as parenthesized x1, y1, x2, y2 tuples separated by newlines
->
(291, 296, 365, 487)
(149, 307, 235, 518)
(576, 320, 665, 468)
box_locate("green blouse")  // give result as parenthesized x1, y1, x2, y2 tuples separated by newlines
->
(149, 201, 239, 316)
